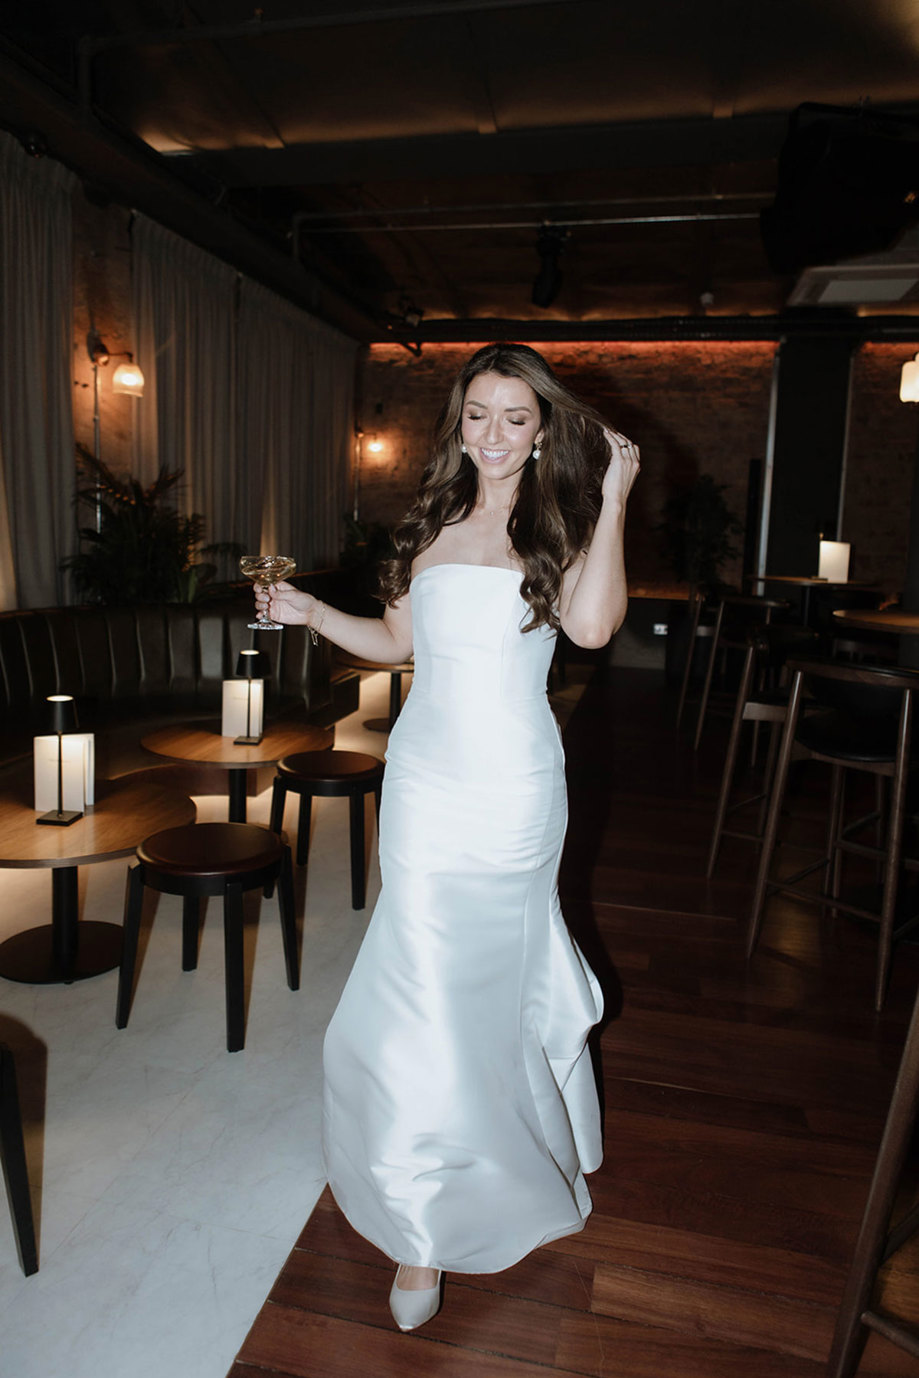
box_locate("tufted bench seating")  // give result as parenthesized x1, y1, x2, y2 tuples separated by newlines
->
(0, 583, 361, 780)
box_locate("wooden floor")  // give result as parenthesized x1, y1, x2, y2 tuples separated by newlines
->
(228, 666, 919, 1378)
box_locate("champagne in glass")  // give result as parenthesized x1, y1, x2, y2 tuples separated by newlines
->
(240, 555, 296, 630)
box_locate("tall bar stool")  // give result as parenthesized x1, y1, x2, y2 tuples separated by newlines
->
(693, 592, 788, 750)
(116, 822, 297, 1052)
(706, 623, 819, 877)
(0, 1044, 38, 1275)
(747, 659, 919, 1011)
(675, 587, 718, 728)
(269, 750, 384, 910)
(826, 978, 919, 1376)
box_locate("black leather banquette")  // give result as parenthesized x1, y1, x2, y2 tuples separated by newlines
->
(0, 583, 360, 777)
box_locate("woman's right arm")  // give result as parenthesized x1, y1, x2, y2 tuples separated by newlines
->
(257, 581, 413, 663)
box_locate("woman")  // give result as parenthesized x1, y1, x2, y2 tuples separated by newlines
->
(259, 342, 639, 1331)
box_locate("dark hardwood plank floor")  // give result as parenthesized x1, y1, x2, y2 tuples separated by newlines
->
(228, 666, 919, 1377)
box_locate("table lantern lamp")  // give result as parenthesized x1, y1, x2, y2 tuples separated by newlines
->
(35, 695, 83, 826)
(222, 650, 269, 744)
(818, 539, 851, 583)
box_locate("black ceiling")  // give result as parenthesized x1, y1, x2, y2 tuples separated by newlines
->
(3, 0, 919, 343)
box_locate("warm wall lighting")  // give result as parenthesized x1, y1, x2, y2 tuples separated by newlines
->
(112, 359, 145, 396)
(366, 435, 384, 454)
(901, 353, 919, 403)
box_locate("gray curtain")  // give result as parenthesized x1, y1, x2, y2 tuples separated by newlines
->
(133, 220, 357, 575)
(0, 132, 76, 609)
(132, 215, 244, 554)
(238, 280, 357, 568)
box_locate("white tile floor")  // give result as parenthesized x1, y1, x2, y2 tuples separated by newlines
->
(0, 673, 392, 1378)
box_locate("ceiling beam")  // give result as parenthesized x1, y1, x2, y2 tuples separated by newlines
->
(0, 50, 380, 341)
(186, 111, 791, 189)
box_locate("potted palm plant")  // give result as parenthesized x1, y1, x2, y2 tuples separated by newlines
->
(61, 445, 244, 604)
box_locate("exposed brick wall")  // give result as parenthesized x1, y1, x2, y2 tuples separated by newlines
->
(358, 339, 918, 593)
(357, 340, 777, 588)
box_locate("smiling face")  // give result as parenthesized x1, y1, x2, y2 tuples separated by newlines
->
(460, 371, 544, 494)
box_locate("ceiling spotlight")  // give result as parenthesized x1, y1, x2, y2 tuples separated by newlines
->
(531, 225, 569, 308)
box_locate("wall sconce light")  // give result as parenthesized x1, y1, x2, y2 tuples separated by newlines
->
(87, 330, 145, 397)
(366, 435, 384, 454)
(901, 353, 919, 403)
(34, 695, 94, 826)
(112, 357, 145, 396)
(222, 650, 269, 744)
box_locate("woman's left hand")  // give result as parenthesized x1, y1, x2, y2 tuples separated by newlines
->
(601, 427, 640, 507)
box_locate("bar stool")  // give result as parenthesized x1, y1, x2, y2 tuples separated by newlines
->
(269, 750, 384, 910)
(693, 592, 788, 750)
(116, 822, 297, 1053)
(747, 659, 919, 1011)
(706, 623, 819, 877)
(826, 979, 919, 1376)
(675, 587, 718, 728)
(0, 1044, 38, 1275)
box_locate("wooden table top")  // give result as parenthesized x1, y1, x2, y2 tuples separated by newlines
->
(0, 775, 196, 869)
(832, 607, 919, 634)
(339, 654, 415, 675)
(141, 718, 333, 768)
(753, 575, 879, 589)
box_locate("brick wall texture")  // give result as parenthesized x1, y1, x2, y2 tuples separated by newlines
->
(358, 339, 917, 593)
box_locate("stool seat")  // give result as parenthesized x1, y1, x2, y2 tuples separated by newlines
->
(139, 822, 283, 877)
(270, 749, 384, 909)
(117, 821, 297, 1051)
(277, 750, 384, 790)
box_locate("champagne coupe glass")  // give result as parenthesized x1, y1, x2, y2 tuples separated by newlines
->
(240, 555, 296, 630)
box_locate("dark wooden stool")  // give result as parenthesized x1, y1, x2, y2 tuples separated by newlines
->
(269, 750, 384, 910)
(0, 1044, 38, 1275)
(116, 822, 297, 1053)
(827, 979, 919, 1376)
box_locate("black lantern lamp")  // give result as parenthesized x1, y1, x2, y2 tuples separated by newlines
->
(37, 695, 83, 826)
(234, 649, 270, 745)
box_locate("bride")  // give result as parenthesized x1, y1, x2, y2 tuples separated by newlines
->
(258, 341, 639, 1331)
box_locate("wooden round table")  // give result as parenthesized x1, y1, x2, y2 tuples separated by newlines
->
(0, 774, 196, 984)
(339, 655, 414, 732)
(141, 718, 334, 821)
(832, 608, 919, 635)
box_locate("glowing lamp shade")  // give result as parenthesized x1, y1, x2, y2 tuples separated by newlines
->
(112, 361, 145, 397)
(818, 540, 851, 583)
(366, 435, 384, 454)
(900, 354, 919, 403)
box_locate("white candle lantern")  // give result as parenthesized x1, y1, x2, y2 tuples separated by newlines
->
(818, 540, 851, 583)
(222, 650, 269, 743)
(34, 696, 94, 825)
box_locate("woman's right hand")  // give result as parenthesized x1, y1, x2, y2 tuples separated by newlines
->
(255, 579, 318, 627)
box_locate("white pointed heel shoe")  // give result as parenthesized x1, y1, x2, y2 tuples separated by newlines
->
(389, 1266, 443, 1332)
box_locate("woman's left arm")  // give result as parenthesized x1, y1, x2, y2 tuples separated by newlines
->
(558, 428, 640, 649)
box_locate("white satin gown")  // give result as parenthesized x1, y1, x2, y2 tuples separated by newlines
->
(322, 562, 603, 1274)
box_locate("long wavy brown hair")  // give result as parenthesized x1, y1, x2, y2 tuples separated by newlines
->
(377, 343, 610, 630)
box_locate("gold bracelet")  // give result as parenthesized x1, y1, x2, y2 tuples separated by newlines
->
(308, 601, 326, 646)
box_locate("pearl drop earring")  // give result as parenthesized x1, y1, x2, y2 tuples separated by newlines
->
(461, 442, 468, 454)
(532, 445, 541, 460)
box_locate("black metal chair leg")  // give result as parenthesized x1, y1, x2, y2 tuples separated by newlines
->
(116, 863, 145, 1030)
(223, 882, 246, 1053)
(349, 790, 366, 909)
(269, 776, 286, 834)
(0, 1046, 38, 1275)
(296, 793, 313, 867)
(277, 846, 299, 990)
(182, 895, 200, 971)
